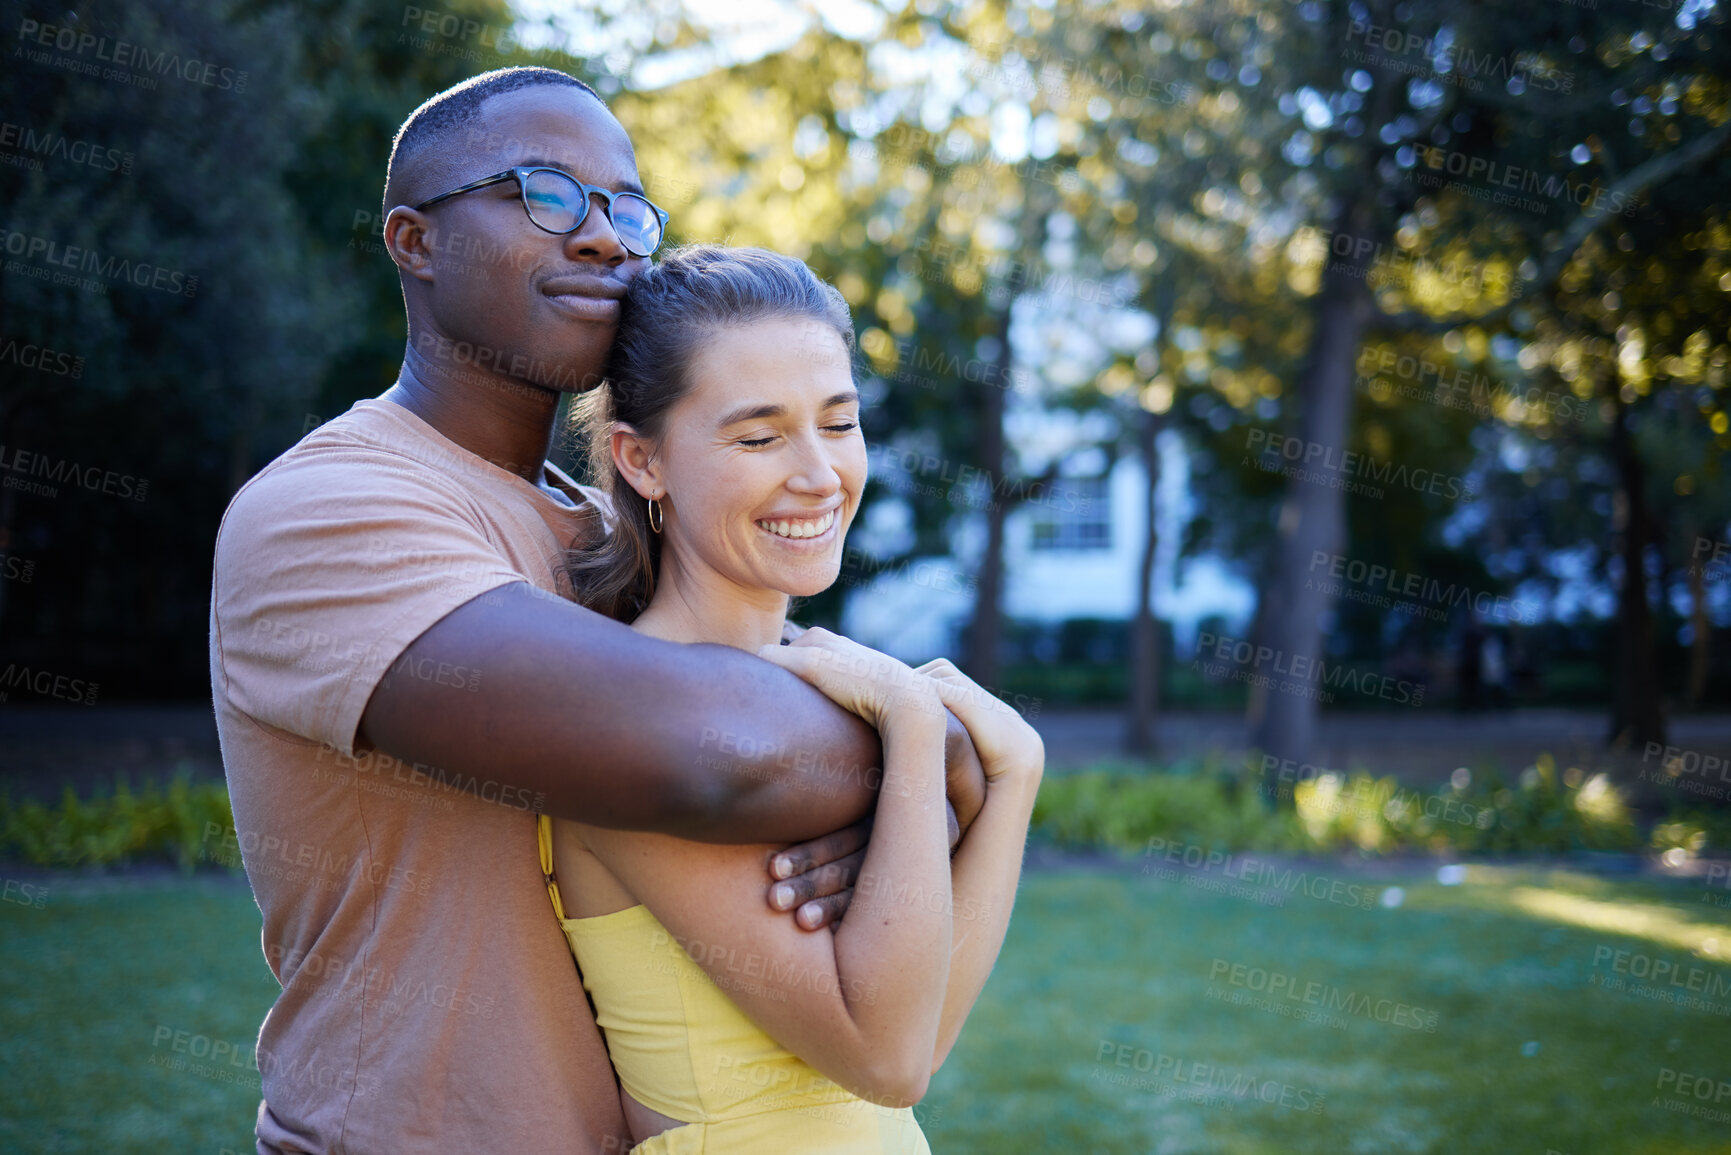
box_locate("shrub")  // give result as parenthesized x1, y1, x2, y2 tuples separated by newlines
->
(1033, 755, 1309, 854)
(0, 769, 234, 871)
(1035, 752, 1646, 858)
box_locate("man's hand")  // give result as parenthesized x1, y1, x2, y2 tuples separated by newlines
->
(766, 816, 870, 930)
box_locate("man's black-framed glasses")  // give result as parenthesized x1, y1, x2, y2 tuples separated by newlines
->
(414, 166, 669, 257)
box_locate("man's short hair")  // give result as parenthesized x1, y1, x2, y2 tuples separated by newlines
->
(384, 67, 604, 213)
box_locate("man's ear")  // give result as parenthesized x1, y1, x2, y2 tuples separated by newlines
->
(611, 425, 662, 500)
(384, 206, 438, 283)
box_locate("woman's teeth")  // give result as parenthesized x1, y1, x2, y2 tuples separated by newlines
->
(755, 510, 836, 539)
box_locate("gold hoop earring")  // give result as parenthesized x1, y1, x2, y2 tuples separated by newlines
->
(647, 496, 664, 534)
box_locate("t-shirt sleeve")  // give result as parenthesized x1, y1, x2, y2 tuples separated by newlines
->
(211, 448, 527, 755)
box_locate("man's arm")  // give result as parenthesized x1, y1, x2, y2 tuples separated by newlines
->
(360, 582, 887, 844)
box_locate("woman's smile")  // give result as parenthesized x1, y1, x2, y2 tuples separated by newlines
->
(754, 508, 839, 542)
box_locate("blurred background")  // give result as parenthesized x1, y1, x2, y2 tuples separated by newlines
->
(3, 0, 1731, 1151)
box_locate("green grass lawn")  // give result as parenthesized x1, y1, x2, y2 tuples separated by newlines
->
(4, 863, 1730, 1153)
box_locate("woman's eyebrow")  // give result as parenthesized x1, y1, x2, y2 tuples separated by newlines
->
(717, 402, 783, 427)
(716, 391, 859, 428)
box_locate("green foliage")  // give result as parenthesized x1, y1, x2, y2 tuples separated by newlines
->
(1033, 756, 1310, 854)
(11, 867, 1728, 1150)
(0, 771, 233, 871)
(1651, 805, 1731, 857)
(1035, 752, 1650, 857)
(1290, 755, 1639, 855)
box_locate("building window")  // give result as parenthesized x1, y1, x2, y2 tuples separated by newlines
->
(1029, 477, 1110, 552)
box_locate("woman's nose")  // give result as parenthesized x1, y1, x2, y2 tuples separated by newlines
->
(786, 436, 843, 495)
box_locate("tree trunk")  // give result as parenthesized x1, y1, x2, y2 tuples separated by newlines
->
(1687, 520, 1711, 709)
(965, 354, 1009, 689)
(0, 389, 32, 634)
(1247, 194, 1375, 769)
(1607, 392, 1666, 747)
(1126, 405, 1162, 755)
(964, 180, 1045, 688)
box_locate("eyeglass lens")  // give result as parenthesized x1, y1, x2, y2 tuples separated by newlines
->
(521, 169, 663, 256)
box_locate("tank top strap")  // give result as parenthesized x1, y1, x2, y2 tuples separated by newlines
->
(536, 813, 568, 921)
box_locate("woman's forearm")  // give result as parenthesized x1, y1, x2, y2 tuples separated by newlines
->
(829, 710, 953, 1102)
(931, 768, 1041, 1070)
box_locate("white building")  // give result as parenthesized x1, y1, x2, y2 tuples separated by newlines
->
(841, 442, 1254, 664)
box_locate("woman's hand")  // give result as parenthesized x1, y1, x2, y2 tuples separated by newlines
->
(914, 659, 1044, 785)
(758, 628, 944, 735)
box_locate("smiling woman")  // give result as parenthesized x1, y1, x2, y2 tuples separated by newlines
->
(549, 245, 1045, 1152)
(567, 244, 864, 624)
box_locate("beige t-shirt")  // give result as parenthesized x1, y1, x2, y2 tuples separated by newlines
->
(209, 398, 629, 1153)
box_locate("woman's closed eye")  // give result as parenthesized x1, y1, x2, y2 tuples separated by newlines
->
(736, 421, 856, 448)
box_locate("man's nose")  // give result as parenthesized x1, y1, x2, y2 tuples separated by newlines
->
(562, 192, 628, 266)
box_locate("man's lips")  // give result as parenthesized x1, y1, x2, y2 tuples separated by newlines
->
(541, 278, 625, 322)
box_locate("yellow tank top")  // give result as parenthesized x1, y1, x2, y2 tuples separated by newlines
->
(538, 816, 931, 1155)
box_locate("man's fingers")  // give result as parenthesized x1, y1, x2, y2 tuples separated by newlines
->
(768, 849, 865, 911)
(770, 817, 872, 880)
(796, 888, 853, 932)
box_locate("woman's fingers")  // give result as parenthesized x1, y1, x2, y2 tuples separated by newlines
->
(919, 662, 1044, 780)
(922, 662, 1008, 731)
(757, 630, 937, 729)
